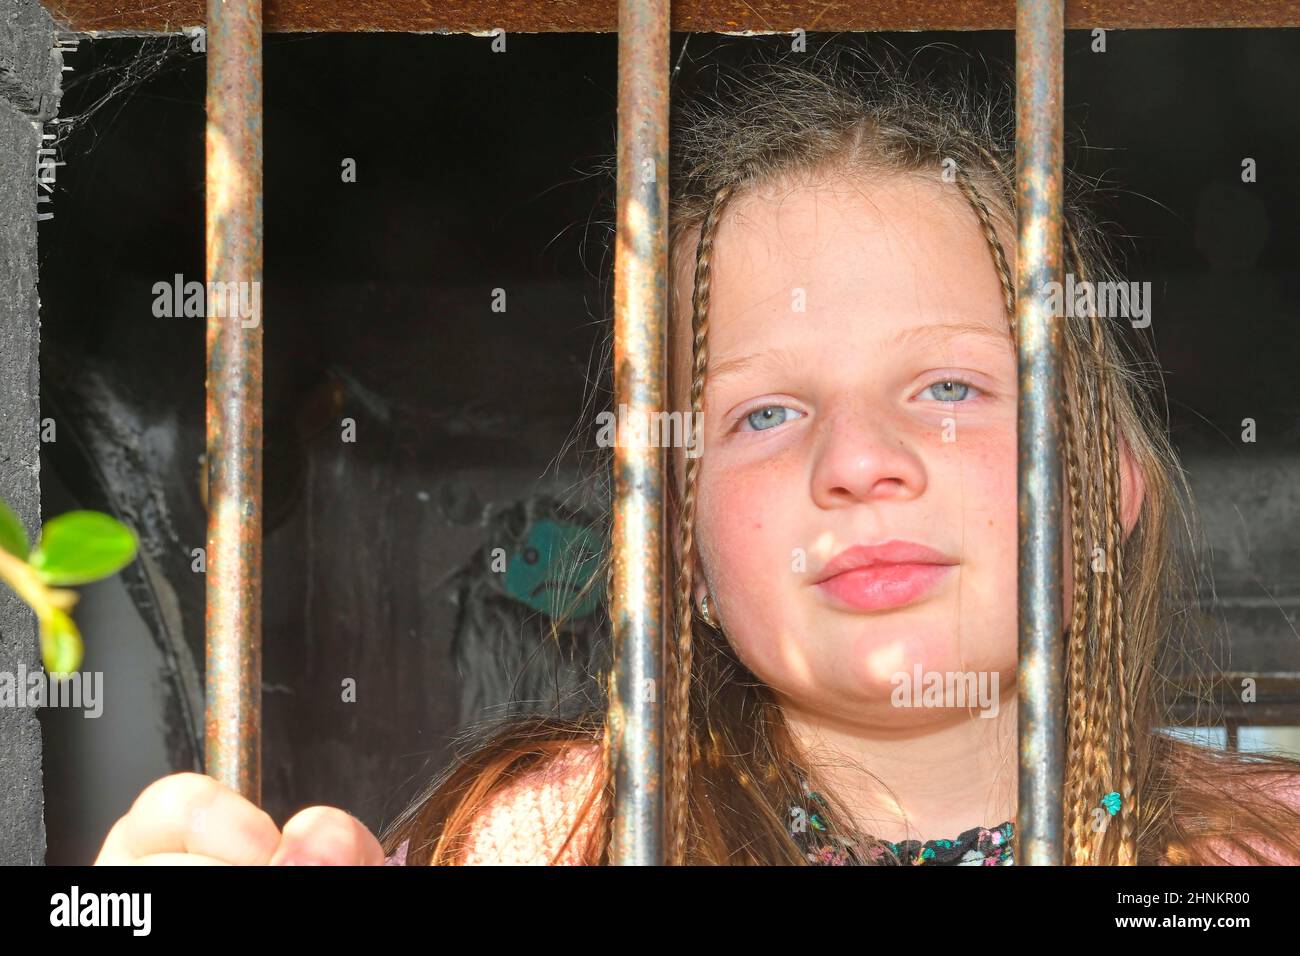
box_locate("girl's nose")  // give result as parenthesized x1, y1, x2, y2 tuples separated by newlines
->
(808, 410, 927, 509)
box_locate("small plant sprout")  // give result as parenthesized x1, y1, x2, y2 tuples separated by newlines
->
(0, 498, 138, 676)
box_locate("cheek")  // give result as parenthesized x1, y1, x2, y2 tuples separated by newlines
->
(695, 435, 803, 560)
(944, 434, 1017, 554)
(694, 458, 798, 674)
(696, 462, 776, 592)
(943, 434, 1020, 663)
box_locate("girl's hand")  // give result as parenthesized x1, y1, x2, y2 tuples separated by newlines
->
(94, 772, 386, 865)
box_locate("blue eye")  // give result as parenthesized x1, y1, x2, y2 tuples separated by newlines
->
(744, 405, 803, 431)
(922, 380, 974, 402)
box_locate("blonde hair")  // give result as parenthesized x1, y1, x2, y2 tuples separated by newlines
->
(383, 43, 1300, 866)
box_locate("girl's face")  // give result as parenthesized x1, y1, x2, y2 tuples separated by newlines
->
(671, 169, 1142, 727)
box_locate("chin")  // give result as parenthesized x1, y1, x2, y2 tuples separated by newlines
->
(839, 621, 960, 675)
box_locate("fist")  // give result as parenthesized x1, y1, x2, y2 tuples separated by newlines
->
(94, 772, 386, 865)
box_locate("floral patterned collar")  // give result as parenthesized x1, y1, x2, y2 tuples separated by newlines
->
(791, 784, 1015, 866)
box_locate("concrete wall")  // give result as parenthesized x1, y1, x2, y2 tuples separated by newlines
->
(0, 0, 59, 865)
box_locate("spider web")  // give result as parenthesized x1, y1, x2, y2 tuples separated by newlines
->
(48, 32, 196, 153)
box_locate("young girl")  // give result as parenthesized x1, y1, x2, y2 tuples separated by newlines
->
(95, 48, 1300, 867)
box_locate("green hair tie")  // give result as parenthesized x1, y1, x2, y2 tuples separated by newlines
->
(1101, 791, 1122, 816)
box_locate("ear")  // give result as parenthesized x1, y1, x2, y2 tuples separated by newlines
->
(1118, 433, 1146, 540)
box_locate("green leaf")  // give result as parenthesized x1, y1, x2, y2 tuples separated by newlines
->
(29, 511, 138, 586)
(41, 608, 83, 676)
(0, 498, 30, 559)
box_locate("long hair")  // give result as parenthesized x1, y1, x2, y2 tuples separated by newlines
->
(382, 43, 1300, 866)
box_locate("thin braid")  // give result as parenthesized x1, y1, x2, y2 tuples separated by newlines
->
(1068, 225, 1138, 865)
(1073, 229, 1123, 865)
(1061, 326, 1095, 863)
(969, 140, 1019, 240)
(667, 181, 736, 865)
(1056, 231, 1088, 864)
(1071, 257, 1113, 864)
(954, 165, 1015, 341)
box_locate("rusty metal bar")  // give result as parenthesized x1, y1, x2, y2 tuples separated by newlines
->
(610, 0, 669, 865)
(1015, 0, 1065, 866)
(204, 0, 264, 802)
(47, 0, 1300, 34)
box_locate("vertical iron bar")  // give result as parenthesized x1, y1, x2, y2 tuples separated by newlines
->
(610, 0, 669, 865)
(1015, 0, 1065, 866)
(205, 0, 263, 802)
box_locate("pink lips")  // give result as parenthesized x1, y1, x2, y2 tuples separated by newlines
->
(813, 539, 957, 612)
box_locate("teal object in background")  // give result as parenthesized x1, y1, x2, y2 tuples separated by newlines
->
(501, 517, 602, 621)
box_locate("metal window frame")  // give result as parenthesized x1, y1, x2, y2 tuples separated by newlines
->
(73, 0, 1286, 864)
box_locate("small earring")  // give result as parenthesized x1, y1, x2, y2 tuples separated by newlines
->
(698, 592, 718, 628)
